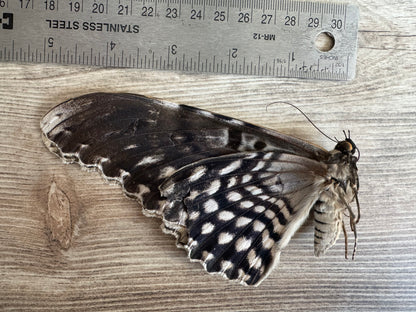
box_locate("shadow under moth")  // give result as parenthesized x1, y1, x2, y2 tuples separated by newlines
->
(41, 93, 360, 286)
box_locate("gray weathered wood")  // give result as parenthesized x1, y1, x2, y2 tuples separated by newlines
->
(0, 0, 415, 311)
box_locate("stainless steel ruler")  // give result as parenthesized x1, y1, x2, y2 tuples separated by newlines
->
(0, 0, 359, 81)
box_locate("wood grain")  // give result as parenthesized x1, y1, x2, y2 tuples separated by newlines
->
(1, 0, 415, 311)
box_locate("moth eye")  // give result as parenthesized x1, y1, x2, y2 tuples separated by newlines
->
(345, 142, 353, 152)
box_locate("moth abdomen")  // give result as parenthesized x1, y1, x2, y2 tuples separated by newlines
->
(313, 200, 343, 257)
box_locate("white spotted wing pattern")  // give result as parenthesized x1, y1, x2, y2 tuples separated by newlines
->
(41, 93, 360, 286)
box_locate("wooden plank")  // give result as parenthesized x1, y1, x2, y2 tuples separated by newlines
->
(0, 0, 415, 311)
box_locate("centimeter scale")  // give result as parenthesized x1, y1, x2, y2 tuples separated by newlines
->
(0, 0, 359, 80)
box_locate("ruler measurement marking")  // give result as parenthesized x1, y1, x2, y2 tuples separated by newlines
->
(297, 5, 300, 26)
(106, 42, 109, 66)
(343, 3, 347, 30)
(197, 51, 200, 71)
(250, 0, 254, 23)
(346, 53, 349, 79)
(155, 0, 158, 18)
(11, 39, 14, 61)
(257, 55, 260, 75)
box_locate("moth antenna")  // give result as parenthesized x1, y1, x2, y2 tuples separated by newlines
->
(356, 145, 361, 160)
(267, 101, 337, 143)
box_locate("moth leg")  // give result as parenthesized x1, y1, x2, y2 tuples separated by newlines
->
(342, 200, 358, 260)
(342, 220, 348, 259)
(354, 189, 361, 223)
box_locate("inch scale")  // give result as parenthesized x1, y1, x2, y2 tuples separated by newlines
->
(0, 0, 359, 81)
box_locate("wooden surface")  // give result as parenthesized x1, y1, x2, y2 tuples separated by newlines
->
(1, 0, 415, 311)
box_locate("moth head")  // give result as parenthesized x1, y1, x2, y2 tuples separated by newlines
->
(334, 130, 360, 161)
(335, 138, 356, 155)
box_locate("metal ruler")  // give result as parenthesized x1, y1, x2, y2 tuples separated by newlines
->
(0, 0, 359, 81)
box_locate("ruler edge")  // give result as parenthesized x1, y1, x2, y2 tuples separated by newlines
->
(0, 0, 360, 81)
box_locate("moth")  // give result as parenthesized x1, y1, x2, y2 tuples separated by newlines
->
(41, 93, 360, 286)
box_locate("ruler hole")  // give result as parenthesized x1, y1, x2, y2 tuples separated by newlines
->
(315, 32, 335, 52)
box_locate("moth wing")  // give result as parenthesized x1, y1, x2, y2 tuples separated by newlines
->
(160, 151, 328, 285)
(41, 92, 328, 217)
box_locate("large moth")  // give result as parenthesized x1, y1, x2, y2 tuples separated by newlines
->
(41, 93, 360, 286)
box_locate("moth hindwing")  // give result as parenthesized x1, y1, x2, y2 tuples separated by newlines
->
(41, 93, 360, 286)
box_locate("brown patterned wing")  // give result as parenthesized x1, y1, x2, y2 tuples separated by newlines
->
(41, 92, 327, 217)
